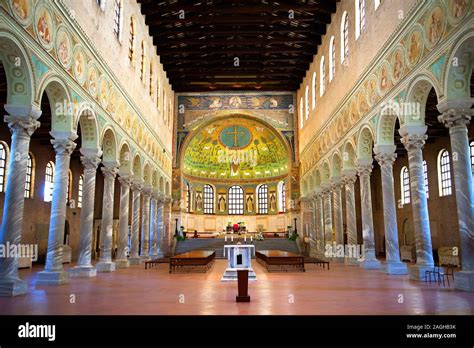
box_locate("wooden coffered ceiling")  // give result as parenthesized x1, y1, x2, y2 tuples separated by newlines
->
(137, 0, 339, 92)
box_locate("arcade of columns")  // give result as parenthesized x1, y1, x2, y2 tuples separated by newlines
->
(0, 1, 174, 296)
(0, 106, 173, 296)
(299, 1, 474, 291)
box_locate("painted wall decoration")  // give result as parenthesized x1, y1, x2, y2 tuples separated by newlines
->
(34, 4, 54, 49)
(300, 0, 473, 179)
(182, 116, 290, 181)
(10, 0, 33, 25)
(56, 26, 72, 69)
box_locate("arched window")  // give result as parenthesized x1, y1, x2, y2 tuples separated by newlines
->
(311, 72, 317, 110)
(203, 184, 214, 214)
(156, 77, 161, 109)
(24, 153, 34, 199)
(186, 183, 191, 213)
(78, 174, 84, 208)
(329, 36, 336, 81)
(355, 0, 366, 39)
(423, 160, 429, 198)
(375, 0, 381, 10)
(400, 166, 410, 205)
(304, 85, 310, 120)
(228, 185, 244, 215)
(257, 185, 268, 214)
(67, 169, 73, 201)
(149, 62, 154, 98)
(278, 181, 286, 213)
(319, 56, 326, 96)
(113, 0, 123, 40)
(438, 149, 452, 197)
(0, 142, 8, 193)
(44, 161, 54, 202)
(140, 41, 146, 81)
(470, 140, 474, 172)
(128, 16, 135, 63)
(340, 11, 349, 63)
(299, 97, 304, 129)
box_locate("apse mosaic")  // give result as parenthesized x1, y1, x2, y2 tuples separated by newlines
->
(182, 117, 289, 181)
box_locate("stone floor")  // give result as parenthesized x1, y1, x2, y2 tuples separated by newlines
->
(1, 260, 473, 315)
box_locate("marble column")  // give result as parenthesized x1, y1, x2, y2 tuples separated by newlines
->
(331, 180, 344, 245)
(115, 175, 131, 268)
(400, 127, 434, 280)
(129, 182, 143, 265)
(322, 185, 333, 255)
(96, 166, 118, 272)
(149, 193, 158, 258)
(156, 196, 165, 258)
(0, 107, 40, 297)
(438, 105, 474, 291)
(342, 170, 359, 265)
(374, 149, 408, 275)
(314, 191, 325, 259)
(140, 187, 152, 261)
(161, 196, 172, 255)
(356, 160, 381, 270)
(305, 197, 317, 256)
(37, 136, 77, 285)
(69, 151, 102, 277)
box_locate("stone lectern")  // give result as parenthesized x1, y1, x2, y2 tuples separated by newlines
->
(221, 244, 257, 281)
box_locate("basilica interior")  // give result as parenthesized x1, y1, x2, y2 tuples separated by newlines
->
(0, 0, 473, 317)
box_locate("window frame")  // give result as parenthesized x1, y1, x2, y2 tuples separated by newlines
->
(203, 184, 214, 214)
(319, 56, 326, 96)
(228, 185, 244, 215)
(78, 174, 84, 208)
(44, 161, 55, 203)
(0, 142, 8, 193)
(257, 184, 268, 215)
(438, 149, 452, 197)
(24, 153, 34, 199)
(400, 166, 410, 205)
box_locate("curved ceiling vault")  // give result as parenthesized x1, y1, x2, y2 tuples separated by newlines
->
(182, 116, 289, 181)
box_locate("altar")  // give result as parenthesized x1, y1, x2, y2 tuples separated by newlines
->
(221, 244, 257, 281)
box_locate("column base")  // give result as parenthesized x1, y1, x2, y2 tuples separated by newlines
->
(140, 255, 151, 262)
(344, 257, 361, 265)
(129, 257, 142, 265)
(36, 270, 69, 285)
(69, 265, 97, 278)
(96, 262, 116, 273)
(0, 278, 28, 297)
(360, 259, 382, 270)
(310, 251, 326, 260)
(386, 261, 408, 275)
(454, 271, 474, 291)
(409, 264, 434, 281)
(115, 259, 130, 269)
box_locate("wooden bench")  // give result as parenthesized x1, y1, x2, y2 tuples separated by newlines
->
(144, 257, 170, 269)
(169, 251, 216, 274)
(256, 250, 305, 272)
(304, 257, 330, 270)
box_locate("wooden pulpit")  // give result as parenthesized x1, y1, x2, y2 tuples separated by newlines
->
(236, 269, 250, 302)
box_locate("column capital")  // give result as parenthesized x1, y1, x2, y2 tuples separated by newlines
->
(163, 195, 172, 204)
(101, 166, 118, 179)
(142, 186, 153, 197)
(374, 152, 397, 167)
(80, 154, 101, 171)
(438, 108, 474, 129)
(342, 169, 358, 184)
(118, 175, 132, 187)
(330, 178, 343, 191)
(51, 137, 77, 156)
(131, 181, 143, 192)
(4, 114, 40, 137)
(356, 163, 373, 177)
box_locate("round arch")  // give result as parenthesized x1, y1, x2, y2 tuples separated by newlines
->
(356, 125, 375, 160)
(118, 141, 132, 175)
(0, 30, 35, 106)
(75, 106, 99, 150)
(100, 127, 118, 164)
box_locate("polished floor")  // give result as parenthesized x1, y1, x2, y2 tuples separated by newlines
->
(1, 260, 473, 315)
